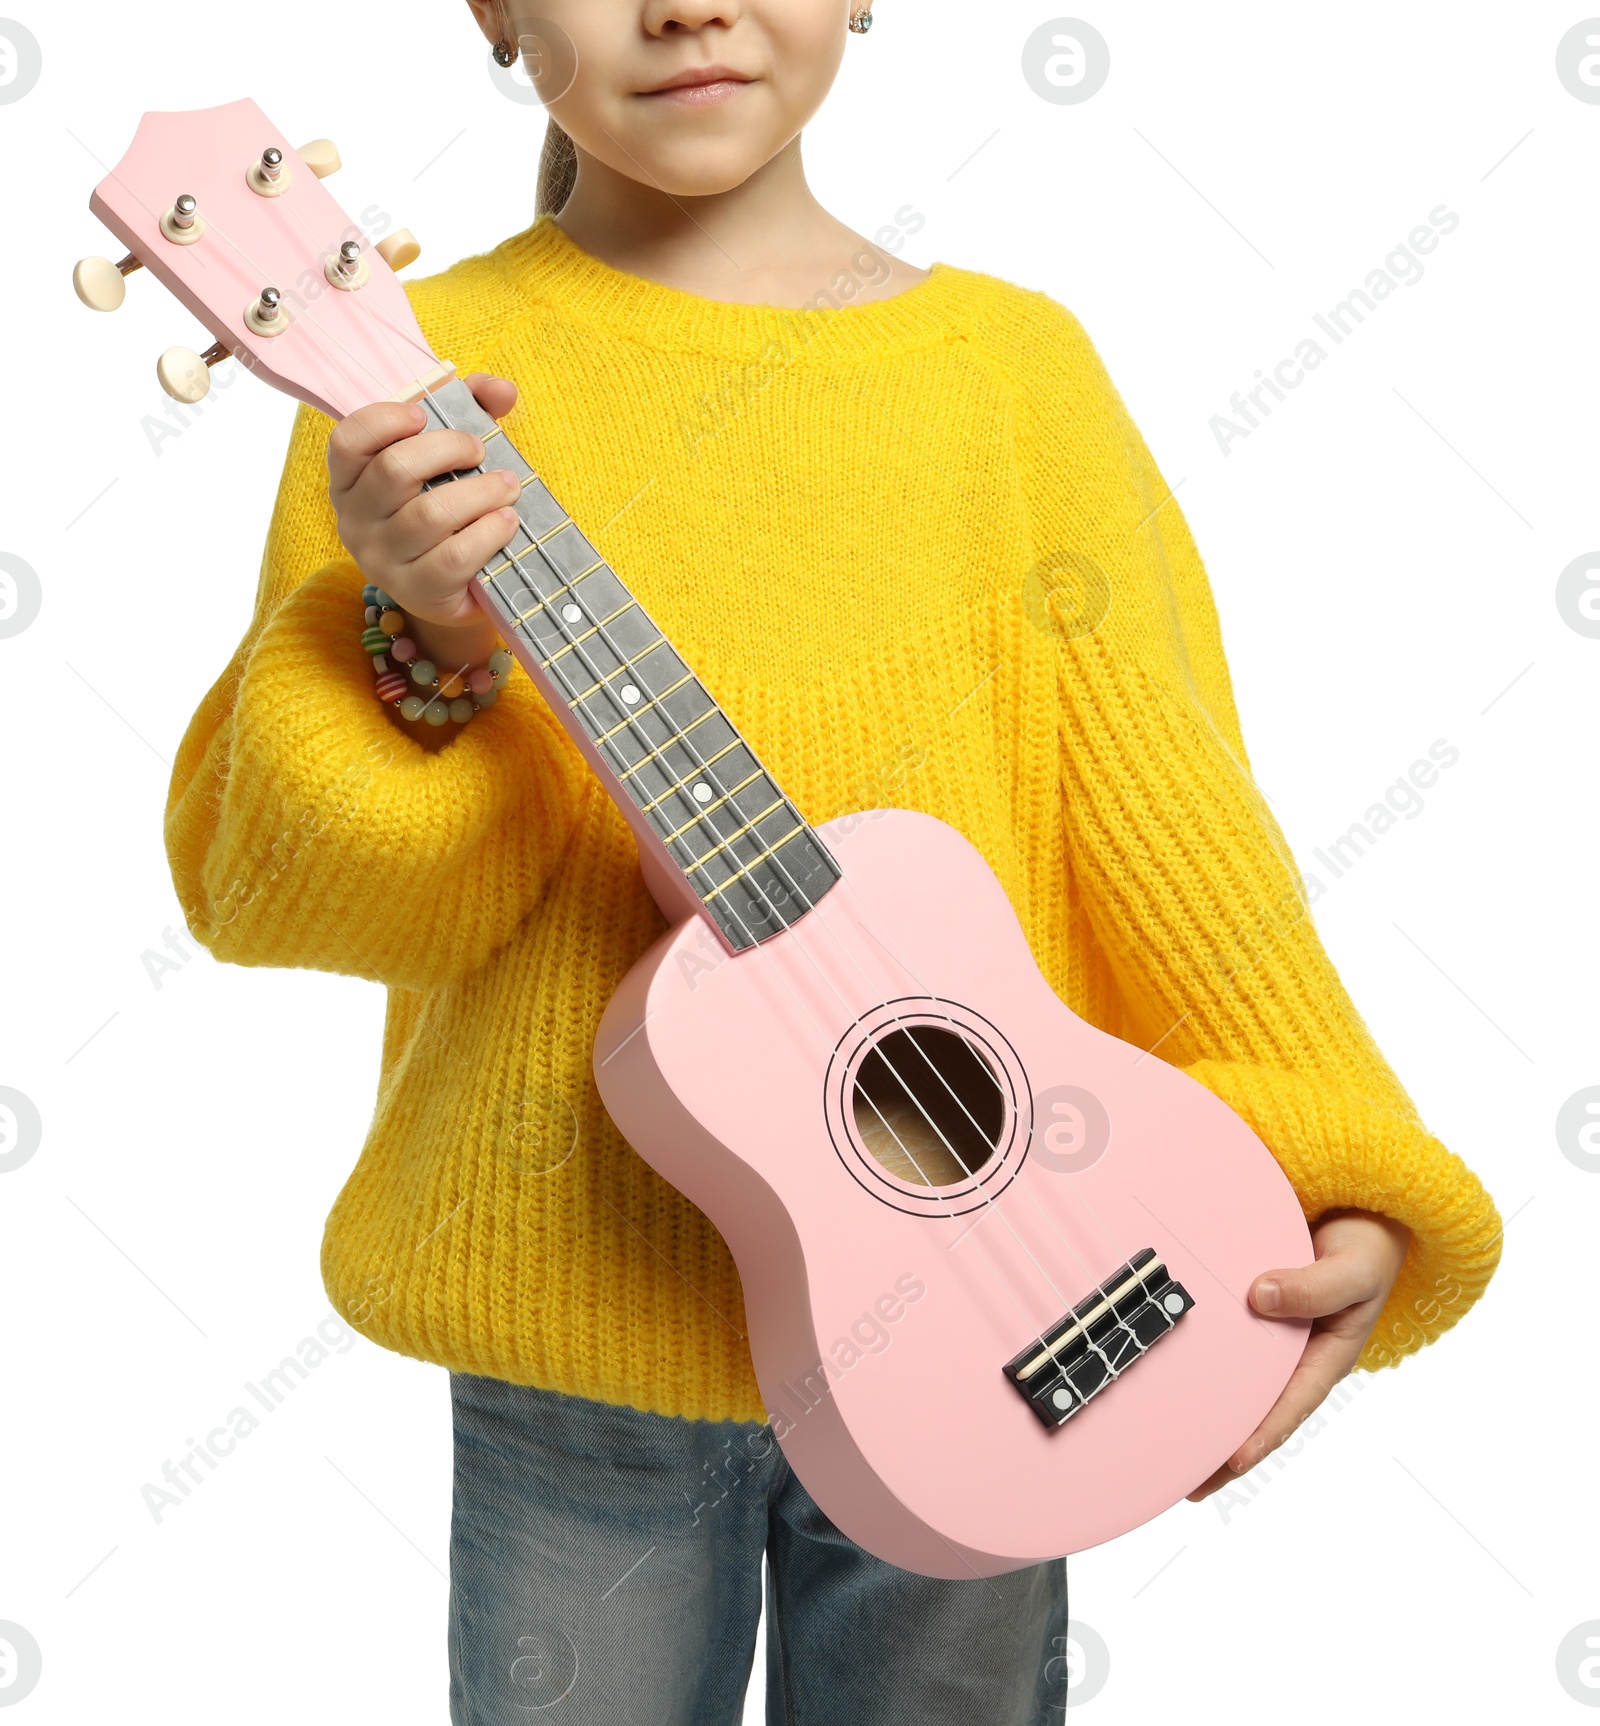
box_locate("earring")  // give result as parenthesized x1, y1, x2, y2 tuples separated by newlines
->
(492, 39, 517, 67)
(849, 8, 873, 31)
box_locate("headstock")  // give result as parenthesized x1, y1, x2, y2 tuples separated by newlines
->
(76, 98, 445, 418)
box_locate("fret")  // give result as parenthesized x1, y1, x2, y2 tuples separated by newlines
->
(686, 795, 788, 867)
(502, 565, 636, 657)
(702, 821, 807, 902)
(415, 375, 841, 949)
(755, 829, 837, 919)
(543, 601, 644, 669)
(660, 768, 765, 841)
(578, 660, 717, 761)
(620, 721, 774, 845)
(619, 708, 724, 787)
(480, 509, 578, 582)
(548, 614, 659, 680)
(587, 668, 697, 738)
(506, 578, 625, 654)
(676, 794, 811, 883)
(545, 529, 608, 585)
(668, 793, 789, 879)
(638, 737, 743, 815)
(482, 537, 595, 586)
(567, 646, 700, 733)
(566, 644, 675, 709)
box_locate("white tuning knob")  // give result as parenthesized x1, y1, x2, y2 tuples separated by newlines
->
(73, 252, 141, 312)
(297, 138, 341, 179)
(74, 256, 125, 312)
(375, 229, 421, 271)
(157, 345, 213, 404)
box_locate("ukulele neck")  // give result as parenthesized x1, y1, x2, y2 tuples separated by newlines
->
(416, 374, 841, 953)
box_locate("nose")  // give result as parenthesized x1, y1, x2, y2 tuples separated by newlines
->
(642, 0, 745, 34)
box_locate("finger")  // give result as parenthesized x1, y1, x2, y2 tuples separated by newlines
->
(350, 426, 495, 521)
(1250, 1246, 1384, 1321)
(1185, 1328, 1361, 1500)
(398, 506, 523, 612)
(386, 467, 524, 564)
(326, 401, 427, 495)
(462, 372, 519, 420)
(1186, 1455, 1242, 1503)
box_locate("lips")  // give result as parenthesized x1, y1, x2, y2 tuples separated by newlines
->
(641, 64, 752, 95)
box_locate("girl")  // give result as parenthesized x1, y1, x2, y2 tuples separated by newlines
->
(166, 2, 1503, 1720)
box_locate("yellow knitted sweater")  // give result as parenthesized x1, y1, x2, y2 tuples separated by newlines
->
(166, 214, 1501, 1420)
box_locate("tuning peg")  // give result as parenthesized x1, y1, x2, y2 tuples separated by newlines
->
(72, 252, 143, 312)
(297, 138, 341, 179)
(157, 341, 231, 405)
(160, 193, 206, 245)
(375, 229, 421, 271)
(244, 287, 291, 336)
(247, 146, 292, 198)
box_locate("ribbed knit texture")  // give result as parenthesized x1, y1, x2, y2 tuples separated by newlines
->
(166, 215, 1501, 1419)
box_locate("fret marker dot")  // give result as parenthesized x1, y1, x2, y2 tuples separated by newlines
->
(692, 782, 712, 802)
(620, 684, 641, 705)
(1162, 1292, 1184, 1314)
(1051, 1388, 1073, 1409)
(562, 603, 582, 622)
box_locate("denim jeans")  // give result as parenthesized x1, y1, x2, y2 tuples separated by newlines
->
(447, 1371, 1069, 1724)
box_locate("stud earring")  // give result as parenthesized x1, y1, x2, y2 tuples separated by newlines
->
(849, 8, 873, 32)
(492, 39, 517, 67)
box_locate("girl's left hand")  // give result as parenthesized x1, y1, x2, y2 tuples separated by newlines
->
(1185, 1207, 1411, 1501)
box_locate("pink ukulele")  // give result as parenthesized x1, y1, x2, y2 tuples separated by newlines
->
(80, 100, 1313, 1579)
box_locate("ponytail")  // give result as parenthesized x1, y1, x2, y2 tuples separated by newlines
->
(536, 118, 578, 216)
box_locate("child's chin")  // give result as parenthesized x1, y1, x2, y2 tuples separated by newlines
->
(616, 137, 780, 200)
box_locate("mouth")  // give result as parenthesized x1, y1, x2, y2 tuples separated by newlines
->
(638, 64, 755, 105)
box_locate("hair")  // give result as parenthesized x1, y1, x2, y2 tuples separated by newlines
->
(536, 118, 578, 216)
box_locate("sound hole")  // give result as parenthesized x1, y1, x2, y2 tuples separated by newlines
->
(851, 1026, 1005, 1187)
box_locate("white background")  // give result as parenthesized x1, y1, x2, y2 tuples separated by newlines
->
(2, 0, 1596, 1719)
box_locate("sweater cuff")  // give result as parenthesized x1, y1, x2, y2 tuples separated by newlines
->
(1182, 1059, 1504, 1371)
(175, 558, 581, 989)
(231, 557, 528, 834)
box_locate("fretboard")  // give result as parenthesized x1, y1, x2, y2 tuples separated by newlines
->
(416, 375, 840, 952)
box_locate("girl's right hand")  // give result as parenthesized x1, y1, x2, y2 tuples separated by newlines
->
(327, 371, 524, 661)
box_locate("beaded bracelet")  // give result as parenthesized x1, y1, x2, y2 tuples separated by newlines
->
(360, 584, 514, 726)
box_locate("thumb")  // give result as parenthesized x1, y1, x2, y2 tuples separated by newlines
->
(1250, 1249, 1374, 1321)
(463, 371, 519, 420)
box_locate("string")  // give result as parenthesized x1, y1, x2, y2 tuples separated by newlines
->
(795, 888, 1174, 1374)
(207, 193, 1167, 1400)
(402, 384, 1080, 1386)
(406, 385, 1159, 1402)
(186, 206, 389, 415)
(126, 133, 1171, 1414)
(246, 192, 1151, 1396)
(295, 272, 1159, 1402)
(432, 379, 1166, 1385)
(269, 192, 443, 406)
(825, 890, 1173, 1346)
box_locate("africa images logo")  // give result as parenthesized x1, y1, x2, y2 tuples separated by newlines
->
(0, 1621, 43, 1706)
(0, 18, 41, 105)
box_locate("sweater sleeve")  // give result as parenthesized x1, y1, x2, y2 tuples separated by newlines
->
(1002, 292, 1501, 1372)
(164, 401, 586, 991)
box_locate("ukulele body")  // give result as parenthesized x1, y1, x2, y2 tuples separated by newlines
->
(595, 806, 1313, 1578)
